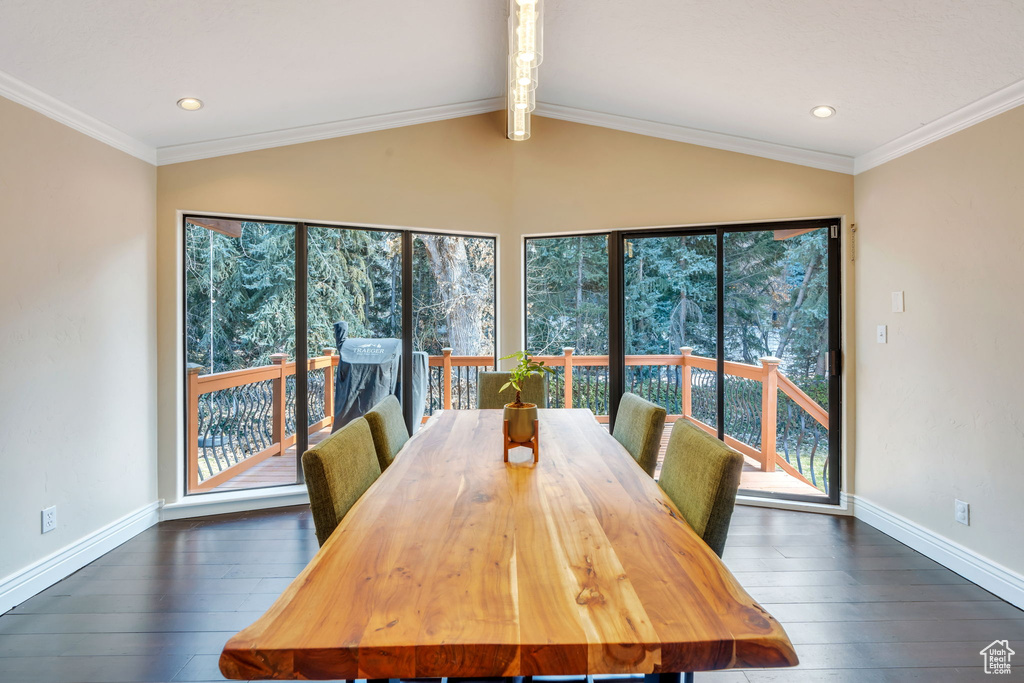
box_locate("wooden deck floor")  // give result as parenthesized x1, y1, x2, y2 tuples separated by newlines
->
(212, 428, 333, 491)
(3, 505, 1019, 681)
(652, 426, 826, 499)
(215, 416, 825, 500)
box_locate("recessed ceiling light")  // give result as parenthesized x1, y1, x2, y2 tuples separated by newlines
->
(177, 97, 204, 111)
(811, 105, 835, 118)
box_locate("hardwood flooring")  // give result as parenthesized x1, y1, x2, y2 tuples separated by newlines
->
(1, 505, 1020, 682)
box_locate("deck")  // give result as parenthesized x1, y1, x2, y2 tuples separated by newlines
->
(213, 417, 825, 499)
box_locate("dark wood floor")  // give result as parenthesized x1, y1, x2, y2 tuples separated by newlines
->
(1, 505, 1021, 682)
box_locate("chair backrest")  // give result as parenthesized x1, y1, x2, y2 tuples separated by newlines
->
(658, 419, 744, 557)
(611, 392, 667, 477)
(477, 371, 548, 410)
(301, 417, 382, 546)
(363, 394, 409, 471)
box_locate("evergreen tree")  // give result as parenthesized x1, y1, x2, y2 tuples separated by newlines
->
(525, 235, 609, 355)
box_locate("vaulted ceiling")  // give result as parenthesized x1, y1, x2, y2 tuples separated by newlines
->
(2, 0, 1024, 170)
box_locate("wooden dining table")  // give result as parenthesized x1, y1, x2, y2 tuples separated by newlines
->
(219, 409, 798, 680)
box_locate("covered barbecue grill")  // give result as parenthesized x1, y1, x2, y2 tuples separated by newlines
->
(331, 322, 427, 433)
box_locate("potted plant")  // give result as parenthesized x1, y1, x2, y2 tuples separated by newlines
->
(499, 350, 554, 442)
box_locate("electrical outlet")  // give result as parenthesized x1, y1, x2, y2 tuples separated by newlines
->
(892, 291, 905, 313)
(41, 506, 57, 534)
(955, 499, 970, 526)
(877, 325, 887, 343)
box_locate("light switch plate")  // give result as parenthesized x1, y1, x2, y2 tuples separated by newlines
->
(892, 291, 905, 313)
(877, 325, 887, 343)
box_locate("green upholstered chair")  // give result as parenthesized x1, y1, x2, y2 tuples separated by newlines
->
(477, 371, 548, 409)
(658, 419, 744, 557)
(611, 392, 667, 477)
(301, 417, 381, 546)
(363, 394, 409, 472)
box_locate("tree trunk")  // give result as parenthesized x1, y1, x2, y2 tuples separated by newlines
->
(677, 236, 688, 347)
(773, 250, 822, 359)
(420, 235, 487, 355)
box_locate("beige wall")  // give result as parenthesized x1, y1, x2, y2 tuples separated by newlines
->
(0, 96, 157, 579)
(157, 111, 854, 504)
(855, 105, 1024, 573)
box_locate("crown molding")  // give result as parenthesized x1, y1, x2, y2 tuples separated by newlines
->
(854, 78, 1024, 174)
(534, 102, 855, 174)
(156, 97, 507, 165)
(156, 96, 857, 172)
(5, 55, 1022, 176)
(0, 69, 157, 164)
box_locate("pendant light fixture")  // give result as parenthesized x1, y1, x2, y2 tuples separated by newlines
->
(508, 0, 542, 141)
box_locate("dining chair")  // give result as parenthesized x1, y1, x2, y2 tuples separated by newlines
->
(477, 371, 548, 409)
(301, 416, 382, 546)
(612, 392, 667, 477)
(363, 394, 409, 472)
(658, 418, 744, 557)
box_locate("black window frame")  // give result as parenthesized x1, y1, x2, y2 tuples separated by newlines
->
(182, 214, 498, 497)
(524, 219, 842, 505)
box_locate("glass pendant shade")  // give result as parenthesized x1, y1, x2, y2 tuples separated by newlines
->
(510, 81, 536, 113)
(513, 60, 538, 91)
(513, 0, 543, 65)
(508, 105, 531, 141)
(508, 0, 541, 141)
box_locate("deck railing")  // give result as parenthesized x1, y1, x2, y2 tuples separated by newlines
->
(186, 349, 339, 493)
(187, 348, 829, 494)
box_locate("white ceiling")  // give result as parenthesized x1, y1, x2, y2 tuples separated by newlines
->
(2, 0, 1024, 167)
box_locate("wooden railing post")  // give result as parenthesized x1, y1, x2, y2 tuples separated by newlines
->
(563, 347, 574, 409)
(322, 348, 336, 425)
(187, 363, 204, 492)
(760, 356, 781, 472)
(679, 347, 693, 418)
(270, 353, 289, 455)
(442, 348, 453, 410)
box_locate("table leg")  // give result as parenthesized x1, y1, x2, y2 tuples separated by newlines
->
(644, 673, 693, 683)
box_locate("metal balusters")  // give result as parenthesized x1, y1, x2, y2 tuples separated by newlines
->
(307, 369, 326, 425)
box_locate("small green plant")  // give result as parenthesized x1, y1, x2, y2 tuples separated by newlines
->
(499, 350, 555, 406)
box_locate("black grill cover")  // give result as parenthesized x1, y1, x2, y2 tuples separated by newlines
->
(331, 321, 427, 433)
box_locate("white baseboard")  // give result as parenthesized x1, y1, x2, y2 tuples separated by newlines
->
(159, 485, 309, 521)
(0, 501, 161, 614)
(851, 495, 1024, 610)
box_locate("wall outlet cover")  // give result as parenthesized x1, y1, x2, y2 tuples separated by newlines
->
(877, 325, 887, 343)
(41, 506, 57, 533)
(955, 499, 970, 526)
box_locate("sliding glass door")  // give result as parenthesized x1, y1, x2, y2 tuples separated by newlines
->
(722, 225, 836, 500)
(307, 225, 403, 447)
(184, 219, 298, 493)
(622, 232, 718, 477)
(523, 221, 840, 504)
(618, 220, 840, 503)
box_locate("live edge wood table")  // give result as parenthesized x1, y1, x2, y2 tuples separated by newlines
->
(220, 409, 798, 681)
